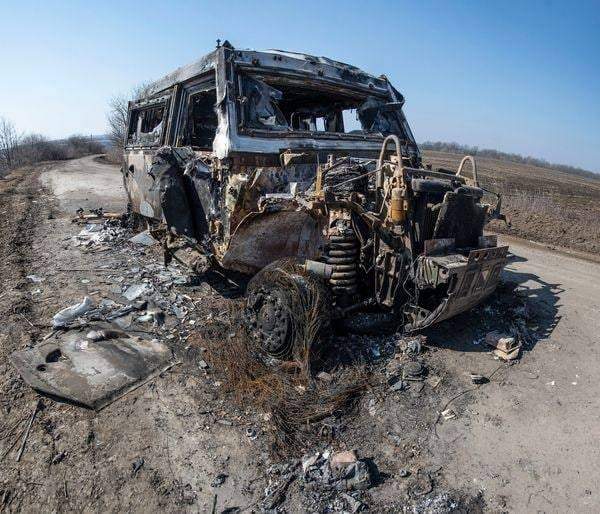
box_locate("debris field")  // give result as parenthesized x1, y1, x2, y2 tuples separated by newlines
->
(0, 165, 539, 512)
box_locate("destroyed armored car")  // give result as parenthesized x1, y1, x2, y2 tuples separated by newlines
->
(123, 41, 508, 359)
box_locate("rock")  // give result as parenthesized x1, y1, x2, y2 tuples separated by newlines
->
(330, 450, 358, 471)
(338, 461, 372, 491)
(132, 457, 145, 475)
(341, 492, 364, 513)
(211, 473, 228, 487)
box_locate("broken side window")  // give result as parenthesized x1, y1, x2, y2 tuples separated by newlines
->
(128, 105, 166, 146)
(181, 89, 218, 149)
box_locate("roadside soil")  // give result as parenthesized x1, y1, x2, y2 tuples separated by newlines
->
(1, 157, 599, 513)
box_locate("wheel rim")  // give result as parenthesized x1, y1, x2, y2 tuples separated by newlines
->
(246, 287, 292, 358)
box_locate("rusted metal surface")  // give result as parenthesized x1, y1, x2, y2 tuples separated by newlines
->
(405, 246, 509, 331)
(122, 41, 509, 334)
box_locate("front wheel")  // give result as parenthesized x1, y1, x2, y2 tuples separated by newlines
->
(243, 259, 331, 361)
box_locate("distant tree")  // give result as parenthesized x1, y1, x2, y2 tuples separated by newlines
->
(65, 134, 105, 158)
(420, 141, 599, 180)
(106, 83, 151, 161)
(0, 117, 21, 170)
(19, 133, 51, 163)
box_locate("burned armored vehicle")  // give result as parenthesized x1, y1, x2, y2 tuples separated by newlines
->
(123, 42, 508, 358)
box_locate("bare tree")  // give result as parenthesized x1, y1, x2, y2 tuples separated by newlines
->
(0, 117, 21, 170)
(107, 94, 130, 149)
(106, 83, 152, 159)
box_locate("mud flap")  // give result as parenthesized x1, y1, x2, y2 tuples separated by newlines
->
(404, 246, 508, 332)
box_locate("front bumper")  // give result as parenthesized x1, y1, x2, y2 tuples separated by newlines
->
(404, 245, 509, 331)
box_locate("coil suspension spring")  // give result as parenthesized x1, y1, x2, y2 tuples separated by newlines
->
(326, 231, 359, 298)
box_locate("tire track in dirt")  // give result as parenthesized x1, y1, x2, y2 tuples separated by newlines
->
(0, 165, 57, 424)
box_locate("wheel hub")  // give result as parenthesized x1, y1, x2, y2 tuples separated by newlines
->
(246, 288, 292, 357)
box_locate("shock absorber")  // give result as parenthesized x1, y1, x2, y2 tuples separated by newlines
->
(326, 225, 359, 302)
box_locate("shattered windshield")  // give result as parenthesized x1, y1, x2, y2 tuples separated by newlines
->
(238, 72, 409, 139)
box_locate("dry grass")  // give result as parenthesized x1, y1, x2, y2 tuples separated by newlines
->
(199, 259, 370, 456)
(202, 320, 368, 455)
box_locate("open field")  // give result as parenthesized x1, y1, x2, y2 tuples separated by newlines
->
(423, 151, 600, 255)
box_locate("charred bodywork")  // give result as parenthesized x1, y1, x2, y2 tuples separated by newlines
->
(123, 42, 507, 354)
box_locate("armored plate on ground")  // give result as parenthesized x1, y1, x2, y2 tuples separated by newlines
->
(11, 324, 172, 409)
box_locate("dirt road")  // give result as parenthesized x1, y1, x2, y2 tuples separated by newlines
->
(430, 236, 600, 511)
(1, 156, 599, 513)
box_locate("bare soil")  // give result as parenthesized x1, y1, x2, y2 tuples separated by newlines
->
(423, 151, 600, 255)
(1, 157, 599, 513)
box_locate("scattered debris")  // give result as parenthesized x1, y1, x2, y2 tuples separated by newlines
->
(469, 373, 488, 385)
(329, 450, 358, 471)
(10, 325, 173, 409)
(74, 208, 122, 223)
(73, 222, 126, 248)
(51, 450, 66, 465)
(52, 296, 95, 328)
(16, 399, 42, 462)
(302, 449, 372, 491)
(316, 371, 333, 383)
(486, 331, 522, 361)
(341, 492, 365, 513)
(129, 230, 158, 246)
(132, 457, 145, 475)
(441, 409, 457, 421)
(211, 474, 228, 487)
(403, 361, 427, 381)
(123, 283, 153, 301)
(389, 379, 408, 392)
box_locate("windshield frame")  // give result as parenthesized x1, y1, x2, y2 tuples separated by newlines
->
(233, 66, 412, 143)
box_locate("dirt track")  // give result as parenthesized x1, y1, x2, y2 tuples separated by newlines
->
(1, 157, 599, 513)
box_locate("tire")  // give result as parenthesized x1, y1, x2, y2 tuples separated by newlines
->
(243, 259, 332, 361)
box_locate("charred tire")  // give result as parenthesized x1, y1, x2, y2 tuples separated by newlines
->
(243, 259, 332, 361)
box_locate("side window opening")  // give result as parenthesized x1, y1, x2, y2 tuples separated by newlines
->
(342, 108, 362, 133)
(182, 89, 218, 149)
(241, 75, 288, 131)
(127, 104, 165, 146)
